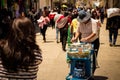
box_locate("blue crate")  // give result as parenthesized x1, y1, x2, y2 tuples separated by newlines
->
(66, 50, 94, 80)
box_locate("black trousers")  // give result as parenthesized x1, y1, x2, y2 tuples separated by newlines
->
(60, 27, 68, 50)
(91, 38, 100, 73)
(50, 19, 55, 28)
(40, 24, 48, 41)
(109, 29, 118, 45)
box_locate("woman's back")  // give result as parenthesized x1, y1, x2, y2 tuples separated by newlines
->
(0, 17, 42, 80)
(0, 50, 42, 80)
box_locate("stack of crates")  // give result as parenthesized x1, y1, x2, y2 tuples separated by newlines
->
(66, 43, 94, 80)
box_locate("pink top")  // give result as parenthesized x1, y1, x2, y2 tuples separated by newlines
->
(37, 16, 50, 28)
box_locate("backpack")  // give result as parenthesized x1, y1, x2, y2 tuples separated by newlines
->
(57, 17, 68, 29)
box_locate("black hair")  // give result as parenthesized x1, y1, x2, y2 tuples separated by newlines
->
(0, 17, 41, 72)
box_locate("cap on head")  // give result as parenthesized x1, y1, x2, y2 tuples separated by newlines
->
(77, 10, 91, 23)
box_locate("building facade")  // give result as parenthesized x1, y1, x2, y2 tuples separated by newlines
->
(1, 0, 120, 15)
(105, 0, 120, 8)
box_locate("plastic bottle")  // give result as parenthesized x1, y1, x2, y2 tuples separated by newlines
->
(73, 68, 81, 78)
(67, 23, 71, 47)
(73, 61, 86, 78)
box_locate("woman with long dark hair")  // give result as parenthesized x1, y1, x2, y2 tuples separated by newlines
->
(0, 17, 42, 80)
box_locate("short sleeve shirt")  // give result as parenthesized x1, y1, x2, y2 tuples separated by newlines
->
(77, 18, 98, 42)
(71, 18, 78, 33)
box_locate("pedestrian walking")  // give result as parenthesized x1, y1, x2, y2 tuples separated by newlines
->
(91, 7, 100, 20)
(91, 14, 102, 41)
(54, 10, 64, 43)
(71, 10, 100, 79)
(106, 16, 120, 46)
(99, 6, 105, 24)
(0, 17, 42, 80)
(37, 11, 50, 42)
(27, 8, 36, 22)
(57, 12, 71, 51)
(49, 9, 57, 29)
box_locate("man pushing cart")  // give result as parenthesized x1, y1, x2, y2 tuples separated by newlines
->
(66, 10, 100, 80)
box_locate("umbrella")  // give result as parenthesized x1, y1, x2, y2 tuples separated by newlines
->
(107, 8, 120, 18)
(61, 4, 68, 8)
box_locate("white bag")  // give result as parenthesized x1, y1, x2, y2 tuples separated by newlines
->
(107, 8, 120, 18)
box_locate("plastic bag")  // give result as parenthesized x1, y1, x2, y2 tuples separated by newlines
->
(107, 8, 120, 18)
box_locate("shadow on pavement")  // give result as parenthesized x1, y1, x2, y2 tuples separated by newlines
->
(114, 45, 120, 47)
(44, 41, 54, 43)
(94, 76, 108, 80)
(100, 43, 120, 47)
(100, 43, 105, 45)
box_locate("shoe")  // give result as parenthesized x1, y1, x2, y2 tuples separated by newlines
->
(88, 76, 94, 80)
(63, 49, 66, 52)
(43, 40, 46, 43)
(56, 40, 59, 43)
(113, 43, 116, 46)
(109, 42, 113, 46)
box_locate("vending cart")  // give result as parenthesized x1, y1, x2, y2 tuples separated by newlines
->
(66, 43, 94, 80)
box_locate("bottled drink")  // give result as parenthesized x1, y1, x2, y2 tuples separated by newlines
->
(67, 23, 71, 47)
(73, 61, 86, 78)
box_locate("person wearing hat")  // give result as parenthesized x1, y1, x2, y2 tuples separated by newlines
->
(71, 10, 100, 78)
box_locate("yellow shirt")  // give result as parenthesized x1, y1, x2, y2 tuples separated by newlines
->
(71, 18, 78, 33)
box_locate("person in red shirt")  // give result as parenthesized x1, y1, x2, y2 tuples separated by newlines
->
(49, 10, 57, 29)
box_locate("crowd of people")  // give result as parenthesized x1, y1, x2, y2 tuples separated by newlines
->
(0, 5, 120, 80)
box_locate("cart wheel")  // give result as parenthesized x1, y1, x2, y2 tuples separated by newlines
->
(66, 75, 71, 80)
(88, 76, 94, 80)
(66, 77, 70, 80)
(66, 78, 70, 80)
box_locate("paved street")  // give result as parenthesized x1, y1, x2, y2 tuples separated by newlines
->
(35, 19, 120, 80)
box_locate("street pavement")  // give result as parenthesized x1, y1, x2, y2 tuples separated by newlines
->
(35, 19, 120, 80)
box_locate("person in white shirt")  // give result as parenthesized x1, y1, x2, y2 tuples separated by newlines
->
(71, 10, 100, 78)
(54, 10, 64, 43)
